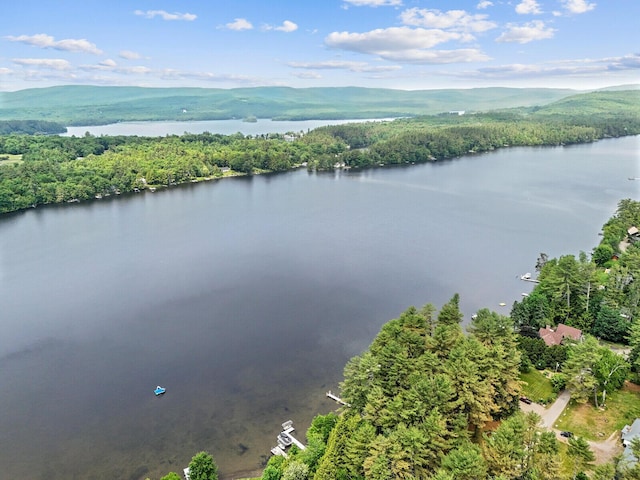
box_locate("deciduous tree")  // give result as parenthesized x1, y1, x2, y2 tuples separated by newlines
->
(187, 451, 218, 480)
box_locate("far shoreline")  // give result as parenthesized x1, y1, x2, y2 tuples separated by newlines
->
(60, 118, 395, 138)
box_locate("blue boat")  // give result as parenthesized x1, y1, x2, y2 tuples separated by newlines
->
(154, 385, 166, 396)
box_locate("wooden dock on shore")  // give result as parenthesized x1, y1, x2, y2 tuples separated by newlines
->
(326, 390, 350, 406)
(270, 420, 306, 457)
(270, 446, 288, 458)
(519, 273, 540, 284)
(269, 393, 350, 460)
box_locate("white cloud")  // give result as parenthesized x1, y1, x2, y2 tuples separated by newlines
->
(263, 20, 298, 32)
(560, 0, 596, 14)
(496, 21, 555, 43)
(134, 10, 197, 21)
(124, 66, 152, 74)
(325, 27, 491, 64)
(343, 0, 402, 6)
(459, 53, 639, 79)
(602, 53, 640, 71)
(327, 27, 466, 52)
(119, 50, 141, 60)
(276, 20, 298, 32)
(477, 1, 494, 9)
(288, 60, 401, 72)
(1, 63, 275, 89)
(5, 34, 102, 54)
(400, 8, 497, 33)
(515, 0, 542, 14)
(79, 62, 152, 74)
(292, 71, 322, 79)
(225, 18, 253, 31)
(12, 58, 72, 70)
(382, 48, 490, 63)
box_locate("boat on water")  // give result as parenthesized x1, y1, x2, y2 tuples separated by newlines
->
(154, 386, 166, 396)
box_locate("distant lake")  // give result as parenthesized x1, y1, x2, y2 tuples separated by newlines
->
(63, 118, 392, 137)
(0, 136, 638, 479)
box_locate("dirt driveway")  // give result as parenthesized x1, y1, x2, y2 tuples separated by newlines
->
(588, 432, 623, 464)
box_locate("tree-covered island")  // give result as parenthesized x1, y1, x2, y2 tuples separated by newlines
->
(0, 89, 638, 215)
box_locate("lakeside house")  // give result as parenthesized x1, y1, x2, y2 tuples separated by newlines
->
(538, 323, 582, 346)
(629, 226, 640, 243)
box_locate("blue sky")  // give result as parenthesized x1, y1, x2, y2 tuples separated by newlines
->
(1, 0, 638, 91)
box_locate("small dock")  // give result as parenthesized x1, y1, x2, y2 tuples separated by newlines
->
(326, 390, 350, 406)
(270, 420, 306, 457)
(283, 431, 306, 451)
(519, 273, 540, 283)
(270, 446, 288, 458)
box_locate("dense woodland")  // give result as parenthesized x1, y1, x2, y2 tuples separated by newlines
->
(513, 199, 640, 344)
(0, 120, 66, 135)
(248, 200, 640, 480)
(0, 90, 638, 215)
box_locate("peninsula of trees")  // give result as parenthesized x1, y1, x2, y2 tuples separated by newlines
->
(0, 90, 638, 215)
(250, 199, 640, 480)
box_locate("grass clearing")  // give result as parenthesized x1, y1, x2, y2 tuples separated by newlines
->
(554, 382, 640, 440)
(520, 369, 555, 404)
(0, 154, 23, 165)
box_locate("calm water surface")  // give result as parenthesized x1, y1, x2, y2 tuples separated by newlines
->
(0, 136, 638, 479)
(62, 118, 391, 137)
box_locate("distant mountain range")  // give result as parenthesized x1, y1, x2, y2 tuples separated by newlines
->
(0, 85, 577, 126)
(0, 85, 637, 126)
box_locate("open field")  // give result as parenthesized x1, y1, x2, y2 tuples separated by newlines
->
(0, 154, 23, 165)
(554, 382, 640, 441)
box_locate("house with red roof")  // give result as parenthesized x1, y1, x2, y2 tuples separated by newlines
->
(538, 323, 582, 346)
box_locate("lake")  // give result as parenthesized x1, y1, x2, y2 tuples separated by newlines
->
(0, 136, 638, 479)
(62, 118, 393, 137)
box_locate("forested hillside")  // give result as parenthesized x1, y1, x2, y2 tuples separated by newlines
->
(0, 120, 66, 135)
(0, 90, 638, 215)
(0, 85, 578, 125)
(304, 90, 640, 169)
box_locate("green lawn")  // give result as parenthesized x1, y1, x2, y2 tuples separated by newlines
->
(0, 153, 23, 165)
(554, 383, 640, 440)
(520, 369, 555, 404)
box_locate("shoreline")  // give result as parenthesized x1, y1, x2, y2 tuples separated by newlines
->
(221, 468, 263, 480)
